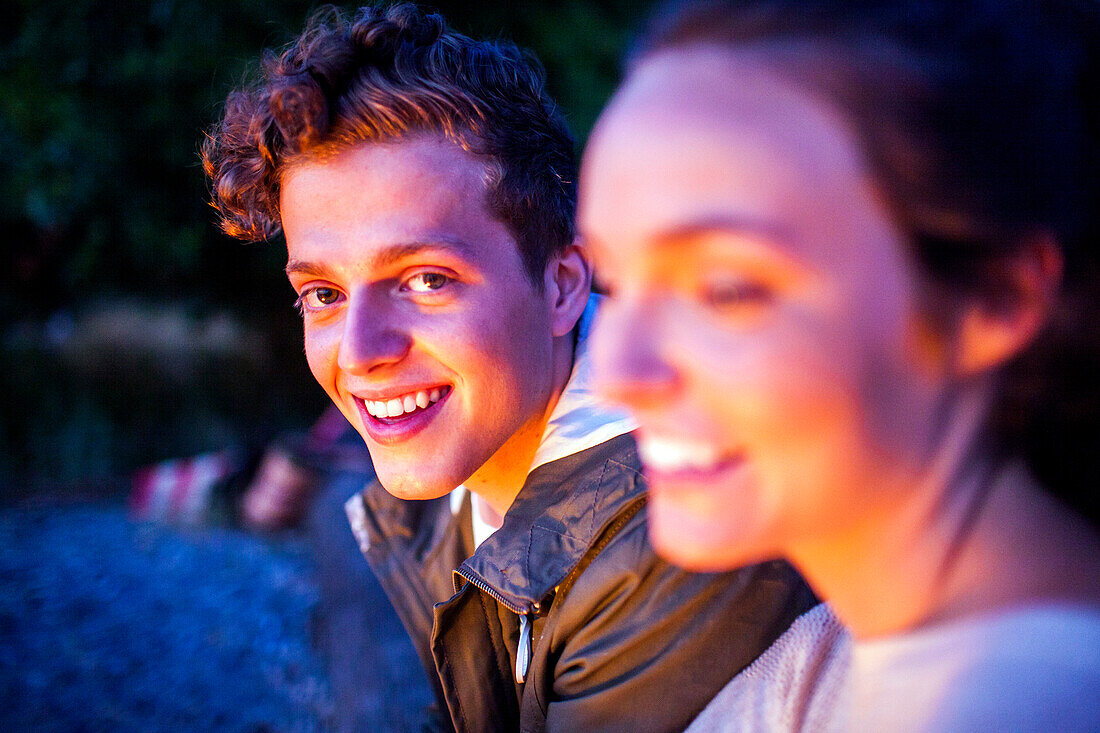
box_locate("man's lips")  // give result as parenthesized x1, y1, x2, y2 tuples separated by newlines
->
(359, 385, 451, 419)
(354, 385, 452, 446)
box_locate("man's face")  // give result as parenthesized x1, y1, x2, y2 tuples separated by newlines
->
(281, 135, 561, 500)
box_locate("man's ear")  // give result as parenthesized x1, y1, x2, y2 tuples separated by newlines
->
(953, 234, 1063, 377)
(545, 237, 593, 338)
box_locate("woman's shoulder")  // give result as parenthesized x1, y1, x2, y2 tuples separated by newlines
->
(686, 603, 852, 733)
(855, 603, 1100, 669)
(852, 604, 1100, 732)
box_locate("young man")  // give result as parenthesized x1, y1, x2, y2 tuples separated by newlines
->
(203, 5, 816, 731)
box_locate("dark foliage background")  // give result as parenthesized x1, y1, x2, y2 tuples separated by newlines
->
(0, 0, 653, 498)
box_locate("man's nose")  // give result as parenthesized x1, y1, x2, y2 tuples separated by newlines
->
(337, 292, 413, 374)
(590, 298, 679, 411)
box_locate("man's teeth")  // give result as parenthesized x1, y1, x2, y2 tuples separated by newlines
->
(365, 388, 447, 418)
(638, 436, 724, 472)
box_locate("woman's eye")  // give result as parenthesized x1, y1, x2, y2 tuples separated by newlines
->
(296, 286, 343, 313)
(403, 272, 451, 293)
(701, 278, 772, 308)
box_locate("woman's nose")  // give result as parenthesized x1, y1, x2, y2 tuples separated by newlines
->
(590, 298, 680, 411)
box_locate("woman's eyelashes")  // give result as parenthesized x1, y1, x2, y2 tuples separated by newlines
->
(701, 276, 773, 309)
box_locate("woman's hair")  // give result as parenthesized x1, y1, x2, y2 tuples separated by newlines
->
(202, 3, 576, 285)
(634, 0, 1100, 520)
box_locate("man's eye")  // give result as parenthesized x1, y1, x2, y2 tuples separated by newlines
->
(296, 286, 343, 313)
(403, 272, 451, 293)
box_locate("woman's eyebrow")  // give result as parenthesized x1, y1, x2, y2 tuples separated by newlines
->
(651, 214, 794, 249)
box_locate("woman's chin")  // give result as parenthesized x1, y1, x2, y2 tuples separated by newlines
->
(647, 494, 773, 572)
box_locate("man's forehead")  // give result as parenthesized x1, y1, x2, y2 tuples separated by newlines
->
(280, 135, 520, 273)
(282, 134, 492, 195)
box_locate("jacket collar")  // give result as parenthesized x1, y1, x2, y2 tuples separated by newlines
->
(453, 294, 644, 611)
(530, 293, 638, 471)
(456, 433, 645, 613)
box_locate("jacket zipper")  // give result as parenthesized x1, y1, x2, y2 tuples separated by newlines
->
(454, 567, 529, 614)
(454, 568, 540, 683)
(515, 610, 533, 683)
(454, 494, 646, 685)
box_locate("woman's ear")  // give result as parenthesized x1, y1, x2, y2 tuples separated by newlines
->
(545, 237, 594, 338)
(953, 233, 1063, 377)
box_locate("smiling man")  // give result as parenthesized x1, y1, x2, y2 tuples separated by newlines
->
(281, 136, 574, 513)
(203, 5, 815, 731)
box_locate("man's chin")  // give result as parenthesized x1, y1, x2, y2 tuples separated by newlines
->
(374, 468, 461, 502)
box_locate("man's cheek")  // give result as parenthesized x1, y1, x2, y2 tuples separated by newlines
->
(303, 328, 340, 388)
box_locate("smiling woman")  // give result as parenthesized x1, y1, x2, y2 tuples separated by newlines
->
(581, 0, 1100, 730)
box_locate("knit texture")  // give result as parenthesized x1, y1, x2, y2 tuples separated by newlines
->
(686, 602, 850, 732)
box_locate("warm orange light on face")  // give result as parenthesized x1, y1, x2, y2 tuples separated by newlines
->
(281, 136, 563, 504)
(581, 48, 949, 570)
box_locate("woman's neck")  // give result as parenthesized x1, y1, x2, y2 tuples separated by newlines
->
(790, 385, 1100, 640)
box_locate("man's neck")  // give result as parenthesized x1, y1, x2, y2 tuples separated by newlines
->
(463, 331, 576, 518)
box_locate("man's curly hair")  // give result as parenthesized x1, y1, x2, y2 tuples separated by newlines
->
(202, 3, 576, 284)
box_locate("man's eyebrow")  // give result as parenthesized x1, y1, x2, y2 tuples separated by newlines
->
(284, 238, 479, 278)
(368, 238, 478, 270)
(285, 259, 331, 278)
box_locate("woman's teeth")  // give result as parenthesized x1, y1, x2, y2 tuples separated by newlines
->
(365, 387, 448, 418)
(638, 436, 725, 472)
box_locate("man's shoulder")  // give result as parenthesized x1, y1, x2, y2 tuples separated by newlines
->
(556, 497, 813, 625)
(516, 431, 646, 536)
(533, 463, 819, 731)
(533, 433, 817, 652)
(346, 475, 464, 559)
(455, 433, 644, 610)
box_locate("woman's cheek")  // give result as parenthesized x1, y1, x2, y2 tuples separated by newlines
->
(720, 327, 870, 518)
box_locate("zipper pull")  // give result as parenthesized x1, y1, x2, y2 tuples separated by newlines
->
(515, 609, 534, 684)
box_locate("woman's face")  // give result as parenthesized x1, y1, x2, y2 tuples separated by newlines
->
(579, 49, 951, 570)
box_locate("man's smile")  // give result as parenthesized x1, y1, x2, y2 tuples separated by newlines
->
(353, 385, 454, 446)
(360, 385, 452, 419)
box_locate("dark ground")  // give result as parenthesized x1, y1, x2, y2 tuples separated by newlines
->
(0, 479, 434, 732)
(0, 501, 334, 731)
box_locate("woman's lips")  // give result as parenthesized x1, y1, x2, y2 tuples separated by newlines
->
(356, 385, 452, 446)
(636, 435, 745, 488)
(643, 455, 746, 487)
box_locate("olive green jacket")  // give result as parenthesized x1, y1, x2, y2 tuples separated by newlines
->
(346, 433, 817, 732)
